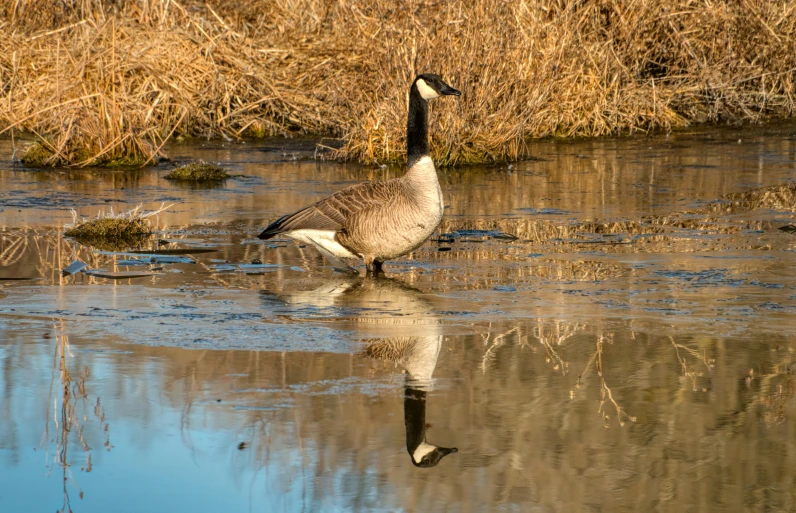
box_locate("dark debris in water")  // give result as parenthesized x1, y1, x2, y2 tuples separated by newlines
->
(516, 207, 572, 215)
(98, 251, 197, 264)
(62, 260, 88, 276)
(211, 263, 282, 274)
(60, 258, 164, 279)
(568, 236, 635, 245)
(158, 238, 209, 245)
(0, 192, 101, 210)
(493, 285, 517, 292)
(439, 230, 518, 242)
(654, 269, 747, 287)
(117, 259, 153, 266)
(130, 248, 219, 255)
(84, 270, 159, 279)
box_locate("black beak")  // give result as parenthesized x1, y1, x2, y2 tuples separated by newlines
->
(439, 83, 462, 96)
(438, 446, 458, 457)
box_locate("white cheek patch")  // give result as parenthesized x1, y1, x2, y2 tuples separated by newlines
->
(412, 441, 437, 463)
(416, 79, 439, 100)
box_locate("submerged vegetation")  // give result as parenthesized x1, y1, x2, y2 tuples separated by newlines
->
(164, 162, 228, 182)
(1, 0, 796, 166)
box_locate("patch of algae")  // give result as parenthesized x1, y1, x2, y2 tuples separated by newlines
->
(64, 218, 151, 251)
(164, 162, 228, 182)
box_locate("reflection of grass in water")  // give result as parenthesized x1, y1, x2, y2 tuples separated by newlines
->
(3, 228, 107, 280)
(480, 321, 745, 428)
(481, 321, 583, 375)
(2, 226, 204, 284)
(43, 326, 111, 513)
(0, 230, 30, 268)
(479, 321, 638, 426)
(437, 182, 796, 263)
(670, 336, 714, 393)
(761, 375, 794, 426)
(18, 324, 785, 512)
(587, 334, 637, 427)
(748, 352, 796, 426)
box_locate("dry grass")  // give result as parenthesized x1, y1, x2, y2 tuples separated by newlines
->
(1, 0, 795, 166)
(164, 162, 228, 181)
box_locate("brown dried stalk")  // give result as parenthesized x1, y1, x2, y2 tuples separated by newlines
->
(1, 0, 795, 166)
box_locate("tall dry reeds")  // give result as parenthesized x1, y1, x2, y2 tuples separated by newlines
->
(1, 0, 795, 166)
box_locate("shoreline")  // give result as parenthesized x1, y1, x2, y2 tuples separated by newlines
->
(2, 0, 795, 166)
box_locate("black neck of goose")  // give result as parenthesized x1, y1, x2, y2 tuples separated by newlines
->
(406, 86, 429, 168)
(404, 386, 427, 455)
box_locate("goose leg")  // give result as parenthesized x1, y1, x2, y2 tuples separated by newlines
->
(365, 258, 385, 275)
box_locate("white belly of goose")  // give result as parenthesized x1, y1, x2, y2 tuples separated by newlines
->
(287, 229, 358, 258)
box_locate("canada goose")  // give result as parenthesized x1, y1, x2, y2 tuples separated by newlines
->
(258, 74, 461, 274)
(403, 386, 458, 468)
(261, 276, 458, 467)
(366, 337, 458, 468)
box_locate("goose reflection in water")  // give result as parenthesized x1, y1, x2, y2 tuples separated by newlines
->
(262, 276, 458, 468)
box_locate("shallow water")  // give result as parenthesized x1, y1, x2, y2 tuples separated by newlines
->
(1, 125, 796, 512)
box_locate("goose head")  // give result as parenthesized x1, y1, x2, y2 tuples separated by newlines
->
(411, 441, 459, 468)
(413, 73, 461, 101)
(404, 386, 458, 468)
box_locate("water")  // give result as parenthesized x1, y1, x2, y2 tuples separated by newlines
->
(1, 124, 795, 512)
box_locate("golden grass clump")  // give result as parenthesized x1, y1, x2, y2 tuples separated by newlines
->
(64, 203, 168, 250)
(64, 218, 149, 251)
(2, 0, 796, 166)
(65, 217, 150, 241)
(164, 162, 228, 182)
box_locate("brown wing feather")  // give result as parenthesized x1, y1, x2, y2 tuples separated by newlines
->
(258, 179, 403, 239)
